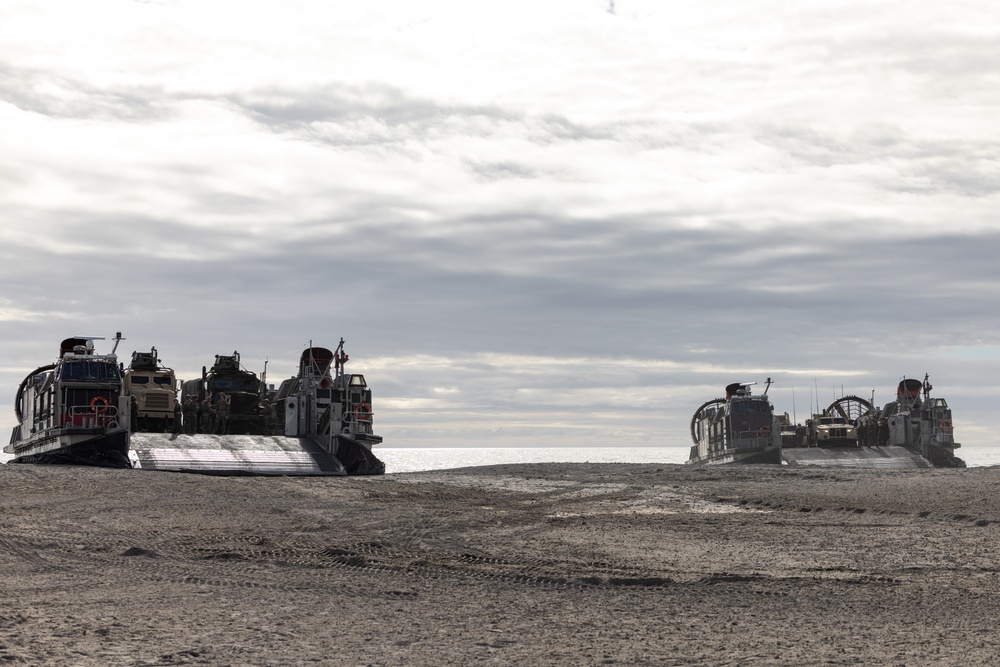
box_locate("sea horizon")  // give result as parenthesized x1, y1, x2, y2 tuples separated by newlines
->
(4, 444, 999, 472)
(376, 444, 1000, 474)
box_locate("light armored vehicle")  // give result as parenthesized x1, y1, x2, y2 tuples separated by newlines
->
(123, 346, 178, 433)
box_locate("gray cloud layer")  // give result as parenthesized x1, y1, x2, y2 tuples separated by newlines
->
(2, 0, 998, 450)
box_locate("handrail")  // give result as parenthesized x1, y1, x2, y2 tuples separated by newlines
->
(64, 404, 120, 430)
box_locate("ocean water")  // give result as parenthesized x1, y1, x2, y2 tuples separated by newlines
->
(377, 445, 1000, 474)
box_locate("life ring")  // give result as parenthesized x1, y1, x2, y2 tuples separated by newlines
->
(355, 403, 372, 422)
(939, 419, 952, 432)
(758, 425, 771, 437)
(90, 395, 110, 414)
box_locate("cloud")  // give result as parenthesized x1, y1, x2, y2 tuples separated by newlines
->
(1, 0, 999, 452)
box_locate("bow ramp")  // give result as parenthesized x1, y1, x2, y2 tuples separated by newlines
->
(781, 445, 931, 469)
(128, 433, 382, 476)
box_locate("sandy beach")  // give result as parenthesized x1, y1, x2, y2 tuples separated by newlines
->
(2, 462, 1000, 665)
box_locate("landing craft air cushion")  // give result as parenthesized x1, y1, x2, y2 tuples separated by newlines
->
(690, 375, 964, 468)
(8, 334, 385, 476)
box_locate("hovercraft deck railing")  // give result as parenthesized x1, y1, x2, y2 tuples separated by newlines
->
(63, 405, 120, 430)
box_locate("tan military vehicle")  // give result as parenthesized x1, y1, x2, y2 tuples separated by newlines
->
(123, 347, 179, 433)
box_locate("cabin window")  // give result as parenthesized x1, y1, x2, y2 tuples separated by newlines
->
(211, 379, 259, 392)
(131, 375, 150, 385)
(731, 401, 768, 415)
(153, 377, 173, 386)
(61, 360, 122, 382)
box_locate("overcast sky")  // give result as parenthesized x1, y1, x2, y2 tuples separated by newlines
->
(2, 0, 998, 452)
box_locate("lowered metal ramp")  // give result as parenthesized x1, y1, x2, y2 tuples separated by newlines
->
(128, 434, 348, 476)
(781, 446, 932, 469)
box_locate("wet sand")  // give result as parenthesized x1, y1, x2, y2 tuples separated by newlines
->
(2, 462, 1000, 665)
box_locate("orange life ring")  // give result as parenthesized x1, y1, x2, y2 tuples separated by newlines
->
(90, 395, 110, 414)
(939, 419, 952, 432)
(356, 403, 372, 422)
(758, 425, 771, 437)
